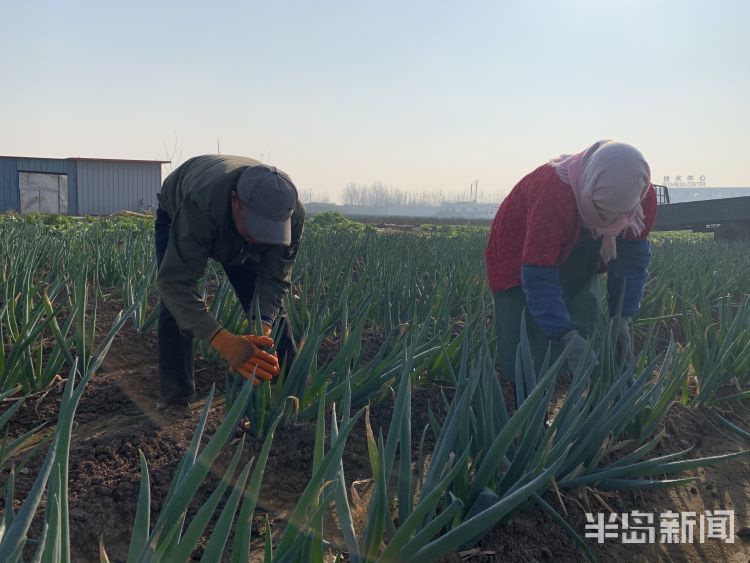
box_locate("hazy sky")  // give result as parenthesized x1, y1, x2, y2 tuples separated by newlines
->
(2, 0, 748, 201)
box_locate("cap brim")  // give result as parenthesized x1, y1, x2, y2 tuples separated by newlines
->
(244, 207, 292, 246)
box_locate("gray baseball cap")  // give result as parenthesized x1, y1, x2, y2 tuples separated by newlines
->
(235, 165, 298, 246)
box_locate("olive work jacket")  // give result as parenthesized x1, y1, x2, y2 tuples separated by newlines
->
(156, 155, 305, 340)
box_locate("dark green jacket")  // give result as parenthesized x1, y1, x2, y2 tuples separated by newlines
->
(156, 155, 305, 340)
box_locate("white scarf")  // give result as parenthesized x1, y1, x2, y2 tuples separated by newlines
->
(551, 140, 650, 262)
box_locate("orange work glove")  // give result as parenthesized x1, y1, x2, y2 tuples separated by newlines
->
(244, 334, 275, 349)
(243, 334, 279, 383)
(210, 329, 279, 382)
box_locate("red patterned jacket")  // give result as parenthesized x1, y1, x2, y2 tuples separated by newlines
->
(485, 163, 658, 292)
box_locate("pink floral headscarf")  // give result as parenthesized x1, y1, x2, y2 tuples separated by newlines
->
(551, 140, 651, 263)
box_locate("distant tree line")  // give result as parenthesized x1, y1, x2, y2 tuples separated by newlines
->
(298, 188, 330, 204)
(343, 182, 502, 206)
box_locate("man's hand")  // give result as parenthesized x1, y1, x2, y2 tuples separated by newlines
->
(244, 334, 275, 349)
(614, 317, 634, 366)
(243, 334, 280, 383)
(560, 330, 592, 375)
(210, 328, 279, 382)
(261, 321, 273, 337)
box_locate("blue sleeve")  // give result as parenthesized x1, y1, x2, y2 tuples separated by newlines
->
(607, 238, 651, 317)
(521, 264, 576, 339)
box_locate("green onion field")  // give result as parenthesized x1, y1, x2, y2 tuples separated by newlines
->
(1, 212, 749, 562)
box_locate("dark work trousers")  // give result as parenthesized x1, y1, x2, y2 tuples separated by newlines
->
(154, 207, 298, 404)
(493, 230, 603, 381)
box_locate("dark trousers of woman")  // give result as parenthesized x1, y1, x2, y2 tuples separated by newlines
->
(155, 207, 298, 404)
(493, 230, 603, 381)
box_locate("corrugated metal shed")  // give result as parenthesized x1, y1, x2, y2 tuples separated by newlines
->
(76, 159, 163, 215)
(0, 157, 78, 214)
(0, 155, 168, 215)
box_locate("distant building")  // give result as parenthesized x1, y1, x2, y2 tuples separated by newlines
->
(0, 155, 168, 215)
(305, 201, 501, 220)
(434, 202, 499, 219)
(666, 187, 750, 203)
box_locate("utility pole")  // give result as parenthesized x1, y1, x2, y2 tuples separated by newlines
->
(468, 180, 479, 203)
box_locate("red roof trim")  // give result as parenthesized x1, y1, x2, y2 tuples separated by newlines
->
(67, 157, 171, 164)
(0, 155, 170, 164)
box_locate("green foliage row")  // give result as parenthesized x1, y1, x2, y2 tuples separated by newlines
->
(1, 212, 749, 562)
